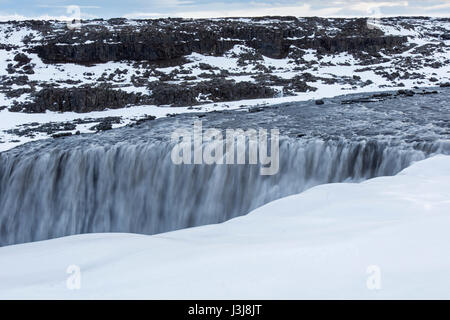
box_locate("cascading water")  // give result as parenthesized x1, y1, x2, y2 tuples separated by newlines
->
(0, 138, 446, 246)
(0, 88, 449, 246)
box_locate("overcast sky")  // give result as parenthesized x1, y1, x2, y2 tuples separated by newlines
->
(0, 0, 449, 20)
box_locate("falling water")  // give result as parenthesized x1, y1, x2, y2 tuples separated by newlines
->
(0, 88, 449, 246)
(0, 137, 447, 246)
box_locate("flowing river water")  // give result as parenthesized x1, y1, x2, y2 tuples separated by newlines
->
(0, 88, 449, 246)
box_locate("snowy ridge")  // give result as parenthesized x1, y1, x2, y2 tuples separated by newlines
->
(1, 155, 449, 299)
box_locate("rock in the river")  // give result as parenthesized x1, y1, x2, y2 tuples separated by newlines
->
(315, 99, 325, 105)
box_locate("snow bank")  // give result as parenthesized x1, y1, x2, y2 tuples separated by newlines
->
(1, 155, 450, 299)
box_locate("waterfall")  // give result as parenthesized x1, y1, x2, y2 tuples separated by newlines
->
(0, 137, 447, 246)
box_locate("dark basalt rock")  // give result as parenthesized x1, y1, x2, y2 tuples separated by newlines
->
(131, 115, 157, 126)
(30, 17, 408, 64)
(6, 121, 76, 137)
(1, 16, 443, 114)
(290, 35, 407, 55)
(150, 79, 276, 107)
(5, 88, 34, 98)
(1, 75, 30, 86)
(13, 53, 31, 66)
(52, 132, 73, 138)
(90, 118, 122, 132)
(315, 99, 324, 105)
(17, 87, 151, 113)
(33, 33, 239, 64)
(340, 90, 425, 105)
(248, 106, 264, 113)
(397, 89, 415, 96)
(253, 74, 317, 94)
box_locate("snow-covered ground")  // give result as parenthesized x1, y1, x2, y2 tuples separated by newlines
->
(1, 154, 449, 299)
(1, 17, 449, 152)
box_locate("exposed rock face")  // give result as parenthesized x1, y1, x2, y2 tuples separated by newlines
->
(13, 53, 31, 66)
(31, 17, 407, 64)
(0, 16, 448, 116)
(34, 37, 229, 64)
(12, 80, 277, 112)
(18, 87, 150, 113)
(297, 36, 407, 54)
(150, 79, 277, 106)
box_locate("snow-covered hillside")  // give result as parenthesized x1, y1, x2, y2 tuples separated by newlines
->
(1, 155, 449, 299)
(1, 17, 449, 151)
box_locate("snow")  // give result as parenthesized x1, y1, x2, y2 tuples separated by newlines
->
(0, 78, 442, 153)
(0, 25, 41, 46)
(1, 18, 450, 152)
(1, 155, 449, 299)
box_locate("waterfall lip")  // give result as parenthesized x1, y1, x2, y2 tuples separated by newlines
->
(0, 136, 443, 247)
(1, 86, 449, 156)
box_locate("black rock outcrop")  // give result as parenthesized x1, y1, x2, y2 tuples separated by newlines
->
(31, 17, 408, 64)
(20, 87, 151, 113)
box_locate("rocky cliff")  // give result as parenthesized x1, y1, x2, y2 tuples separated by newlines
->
(1, 16, 429, 113)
